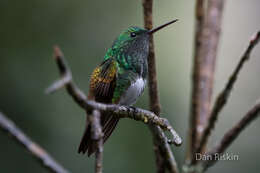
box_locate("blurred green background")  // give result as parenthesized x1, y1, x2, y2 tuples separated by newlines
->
(0, 0, 260, 172)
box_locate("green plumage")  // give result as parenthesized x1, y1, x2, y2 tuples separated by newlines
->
(103, 26, 149, 103)
(78, 19, 178, 156)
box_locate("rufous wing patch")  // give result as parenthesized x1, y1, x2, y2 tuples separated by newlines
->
(88, 58, 117, 103)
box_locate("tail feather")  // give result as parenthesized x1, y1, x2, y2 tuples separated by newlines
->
(78, 124, 91, 155)
(78, 112, 119, 156)
(103, 116, 119, 143)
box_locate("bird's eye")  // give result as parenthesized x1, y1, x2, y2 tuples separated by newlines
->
(130, 32, 136, 37)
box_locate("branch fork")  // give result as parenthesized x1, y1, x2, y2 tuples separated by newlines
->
(46, 46, 182, 173)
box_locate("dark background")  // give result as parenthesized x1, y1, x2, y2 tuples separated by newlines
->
(0, 0, 260, 172)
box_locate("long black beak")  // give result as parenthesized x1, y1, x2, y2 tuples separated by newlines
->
(148, 19, 178, 35)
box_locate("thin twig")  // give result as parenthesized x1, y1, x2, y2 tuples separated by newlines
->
(89, 110, 103, 173)
(201, 102, 260, 170)
(142, 0, 160, 117)
(189, 0, 225, 163)
(46, 46, 182, 147)
(151, 126, 180, 173)
(142, 0, 179, 172)
(196, 31, 260, 156)
(0, 112, 69, 173)
(189, 0, 205, 162)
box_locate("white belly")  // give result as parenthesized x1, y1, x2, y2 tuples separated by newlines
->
(119, 78, 146, 105)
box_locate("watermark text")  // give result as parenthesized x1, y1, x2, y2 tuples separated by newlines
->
(195, 153, 239, 161)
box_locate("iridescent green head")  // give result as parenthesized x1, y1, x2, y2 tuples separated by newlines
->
(109, 26, 150, 77)
(111, 19, 178, 51)
(111, 26, 148, 49)
(105, 19, 178, 77)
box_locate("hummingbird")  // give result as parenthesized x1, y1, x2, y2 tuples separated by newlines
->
(78, 19, 178, 156)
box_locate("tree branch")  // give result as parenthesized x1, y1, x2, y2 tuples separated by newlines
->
(142, 0, 160, 117)
(151, 126, 180, 173)
(142, 0, 180, 173)
(46, 45, 182, 149)
(46, 46, 182, 146)
(201, 102, 260, 170)
(196, 31, 260, 156)
(89, 110, 103, 173)
(188, 0, 206, 162)
(0, 112, 69, 173)
(189, 0, 225, 164)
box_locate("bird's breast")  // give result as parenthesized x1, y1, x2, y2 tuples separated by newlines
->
(119, 77, 146, 105)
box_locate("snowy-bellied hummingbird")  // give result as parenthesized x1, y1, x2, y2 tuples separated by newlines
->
(78, 19, 178, 156)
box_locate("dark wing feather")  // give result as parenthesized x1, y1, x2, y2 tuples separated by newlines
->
(78, 58, 120, 156)
(88, 58, 117, 102)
